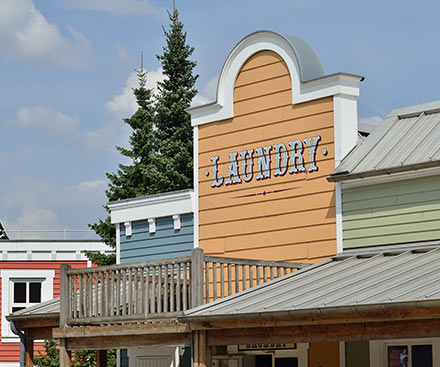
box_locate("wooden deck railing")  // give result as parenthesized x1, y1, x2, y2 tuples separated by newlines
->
(59, 249, 307, 327)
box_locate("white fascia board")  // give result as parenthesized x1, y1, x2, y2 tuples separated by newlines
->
(0, 241, 111, 261)
(188, 31, 361, 127)
(341, 166, 440, 189)
(109, 190, 194, 224)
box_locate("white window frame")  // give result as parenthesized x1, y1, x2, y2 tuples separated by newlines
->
(370, 338, 440, 367)
(1, 269, 54, 341)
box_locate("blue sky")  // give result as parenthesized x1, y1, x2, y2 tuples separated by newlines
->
(1, 0, 439, 238)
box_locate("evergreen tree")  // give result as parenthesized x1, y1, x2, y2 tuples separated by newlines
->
(87, 63, 157, 265)
(88, 4, 198, 265)
(153, 3, 198, 192)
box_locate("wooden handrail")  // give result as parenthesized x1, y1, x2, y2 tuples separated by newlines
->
(62, 249, 307, 327)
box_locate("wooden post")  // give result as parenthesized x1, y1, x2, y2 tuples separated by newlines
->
(191, 248, 204, 307)
(60, 339, 72, 367)
(60, 264, 72, 328)
(96, 350, 107, 367)
(24, 329, 33, 367)
(199, 331, 209, 367)
(192, 331, 199, 367)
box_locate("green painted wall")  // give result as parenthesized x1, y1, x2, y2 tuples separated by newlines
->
(342, 175, 440, 249)
(345, 341, 369, 367)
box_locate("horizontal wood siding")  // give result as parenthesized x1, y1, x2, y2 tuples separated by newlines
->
(343, 175, 440, 248)
(198, 50, 336, 263)
(0, 261, 87, 363)
(120, 213, 194, 264)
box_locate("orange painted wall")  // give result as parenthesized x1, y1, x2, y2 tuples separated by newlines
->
(198, 50, 336, 263)
(309, 342, 340, 367)
(0, 261, 88, 363)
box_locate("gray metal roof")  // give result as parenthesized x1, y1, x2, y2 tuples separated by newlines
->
(330, 101, 440, 182)
(183, 245, 440, 321)
(7, 296, 60, 320)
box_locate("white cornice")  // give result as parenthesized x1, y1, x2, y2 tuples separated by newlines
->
(108, 190, 194, 224)
(341, 166, 440, 189)
(187, 31, 362, 127)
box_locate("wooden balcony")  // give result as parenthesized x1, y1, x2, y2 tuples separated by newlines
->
(59, 248, 307, 327)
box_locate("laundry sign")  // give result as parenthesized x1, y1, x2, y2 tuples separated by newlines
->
(207, 136, 323, 188)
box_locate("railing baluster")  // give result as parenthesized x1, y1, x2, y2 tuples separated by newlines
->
(79, 274, 84, 318)
(183, 262, 187, 310)
(235, 264, 239, 293)
(128, 269, 133, 315)
(133, 268, 138, 314)
(176, 263, 181, 312)
(140, 267, 146, 315)
(88, 273, 93, 317)
(164, 265, 169, 312)
(220, 263, 224, 299)
(270, 267, 274, 281)
(205, 262, 210, 303)
(264, 266, 267, 282)
(277, 267, 281, 278)
(170, 264, 175, 312)
(242, 265, 246, 291)
(213, 262, 217, 301)
(107, 272, 111, 317)
(256, 266, 260, 285)
(157, 265, 162, 313)
(228, 264, 232, 296)
(121, 270, 126, 316)
(113, 271, 118, 316)
(73, 274, 78, 319)
(249, 265, 253, 288)
(151, 266, 156, 313)
(145, 266, 150, 315)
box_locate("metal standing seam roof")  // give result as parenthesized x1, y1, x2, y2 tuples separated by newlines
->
(182, 246, 440, 320)
(7, 296, 60, 320)
(329, 100, 440, 181)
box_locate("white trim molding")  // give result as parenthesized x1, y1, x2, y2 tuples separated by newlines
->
(173, 215, 181, 230)
(1, 269, 55, 341)
(109, 190, 194, 225)
(148, 218, 156, 234)
(193, 125, 199, 249)
(187, 31, 362, 127)
(341, 166, 440, 189)
(0, 241, 112, 262)
(124, 221, 132, 237)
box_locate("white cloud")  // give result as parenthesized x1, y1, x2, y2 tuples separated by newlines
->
(359, 116, 382, 126)
(65, 0, 164, 16)
(9, 106, 81, 137)
(1, 176, 108, 238)
(0, 0, 91, 67)
(191, 76, 219, 107)
(105, 67, 165, 119)
(359, 116, 382, 134)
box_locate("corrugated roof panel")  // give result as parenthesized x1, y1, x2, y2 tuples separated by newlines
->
(184, 246, 440, 318)
(331, 101, 440, 179)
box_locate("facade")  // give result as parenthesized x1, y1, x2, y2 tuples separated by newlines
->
(0, 238, 111, 367)
(7, 30, 440, 367)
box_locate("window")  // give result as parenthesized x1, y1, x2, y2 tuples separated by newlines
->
(11, 279, 42, 313)
(1, 269, 54, 340)
(388, 344, 432, 367)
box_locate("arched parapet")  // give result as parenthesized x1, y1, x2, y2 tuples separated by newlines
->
(188, 30, 363, 127)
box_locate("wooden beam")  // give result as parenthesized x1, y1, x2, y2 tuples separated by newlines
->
(53, 322, 190, 339)
(24, 329, 33, 367)
(60, 339, 72, 367)
(96, 350, 107, 367)
(13, 317, 59, 330)
(27, 326, 54, 340)
(207, 318, 440, 346)
(67, 332, 191, 350)
(189, 307, 440, 330)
